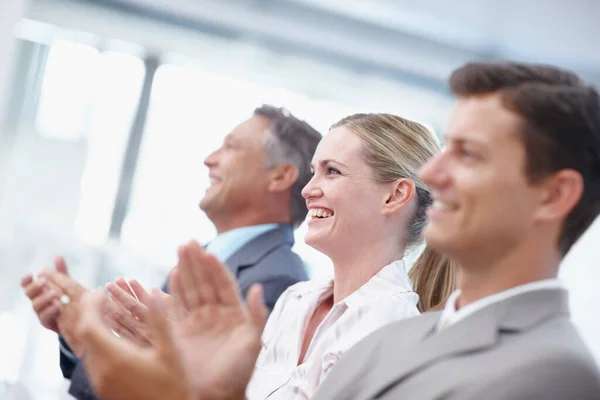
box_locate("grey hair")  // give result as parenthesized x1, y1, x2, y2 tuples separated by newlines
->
(254, 105, 322, 228)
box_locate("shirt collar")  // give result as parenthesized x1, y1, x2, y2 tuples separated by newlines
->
(438, 278, 564, 330)
(206, 223, 279, 262)
(289, 260, 416, 309)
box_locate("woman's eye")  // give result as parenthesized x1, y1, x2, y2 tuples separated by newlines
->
(328, 167, 340, 175)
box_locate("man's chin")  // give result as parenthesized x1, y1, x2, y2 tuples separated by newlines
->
(200, 185, 222, 207)
(199, 193, 222, 213)
(423, 226, 456, 253)
(199, 197, 212, 212)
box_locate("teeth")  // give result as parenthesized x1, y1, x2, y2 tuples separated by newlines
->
(308, 209, 334, 219)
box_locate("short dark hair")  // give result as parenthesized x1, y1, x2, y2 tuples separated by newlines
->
(449, 62, 600, 255)
(254, 105, 322, 228)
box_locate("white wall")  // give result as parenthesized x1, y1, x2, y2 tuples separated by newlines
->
(560, 216, 600, 362)
(0, 131, 86, 240)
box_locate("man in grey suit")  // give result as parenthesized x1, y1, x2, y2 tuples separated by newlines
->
(21, 105, 321, 400)
(120, 63, 600, 400)
(312, 63, 600, 399)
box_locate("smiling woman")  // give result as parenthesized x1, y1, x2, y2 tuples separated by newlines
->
(245, 113, 457, 399)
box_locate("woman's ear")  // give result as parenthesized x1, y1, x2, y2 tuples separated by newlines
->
(382, 178, 415, 215)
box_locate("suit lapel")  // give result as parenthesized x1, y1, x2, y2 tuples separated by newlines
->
(364, 306, 498, 399)
(364, 288, 570, 399)
(224, 224, 295, 276)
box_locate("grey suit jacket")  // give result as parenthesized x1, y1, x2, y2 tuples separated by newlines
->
(315, 288, 600, 400)
(63, 224, 307, 400)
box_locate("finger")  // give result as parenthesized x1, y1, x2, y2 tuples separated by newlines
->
(77, 290, 144, 396)
(115, 278, 135, 298)
(20, 273, 34, 288)
(115, 278, 141, 305)
(246, 284, 268, 335)
(32, 288, 59, 313)
(148, 289, 177, 360)
(188, 241, 218, 305)
(107, 282, 149, 323)
(54, 256, 69, 275)
(99, 300, 138, 343)
(44, 280, 66, 297)
(42, 269, 81, 298)
(168, 267, 187, 320)
(103, 295, 147, 335)
(178, 244, 201, 310)
(39, 300, 61, 325)
(200, 248, 243, 307)
(128, 279, 151, 305)
(102, 314, 139, 344)
(24, 277, 48, 300)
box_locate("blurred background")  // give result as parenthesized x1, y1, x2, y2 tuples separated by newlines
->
(0, 0, 599, 398)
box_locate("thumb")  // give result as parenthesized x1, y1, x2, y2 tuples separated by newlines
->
(246, 284, 268, 335)
(55, 256, 69, 275)
(148, 288, 178, 359)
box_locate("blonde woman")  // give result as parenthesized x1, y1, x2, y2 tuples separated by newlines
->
(69, 113, 457, 400)
(246, 113, 455, 399)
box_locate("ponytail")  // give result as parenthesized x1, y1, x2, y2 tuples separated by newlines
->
(409, 245, 457, 312)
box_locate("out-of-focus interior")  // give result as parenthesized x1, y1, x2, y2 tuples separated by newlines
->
(1, 0, 599, 398)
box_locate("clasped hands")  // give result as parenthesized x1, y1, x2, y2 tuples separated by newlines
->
(21, 241, 268, 400)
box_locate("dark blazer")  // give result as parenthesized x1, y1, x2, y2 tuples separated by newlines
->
(314, 288, 600, 400)
(61, 224, 307, 400)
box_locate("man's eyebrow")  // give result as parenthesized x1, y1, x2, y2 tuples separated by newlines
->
(443, 133, 487, 147)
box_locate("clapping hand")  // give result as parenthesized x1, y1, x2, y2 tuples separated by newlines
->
(169, 241, 268, 399)
(21, 256, 88, 356)
(102, 277, 178, 347)
(77, 241, 268, 400)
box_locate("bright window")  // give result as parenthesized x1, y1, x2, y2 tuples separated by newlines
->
(74, 51, 145, 245)
(35, 40, 99, 140)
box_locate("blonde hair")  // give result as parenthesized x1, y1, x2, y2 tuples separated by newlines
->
(332, 113, 457, 312)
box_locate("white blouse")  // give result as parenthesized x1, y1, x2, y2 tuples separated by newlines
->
(246, 260, 419, 400)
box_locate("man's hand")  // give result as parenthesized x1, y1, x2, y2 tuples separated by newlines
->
(76, 240, 266, 400)
(21, 256, 73, 334)
(40, 257, 88, 356)
(170, 241, 268, 400)
(21, 273, 61, 333)
(103, 278, 180, 347)
(102, 278, 163, 347)
(78, 288, 193, 400)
